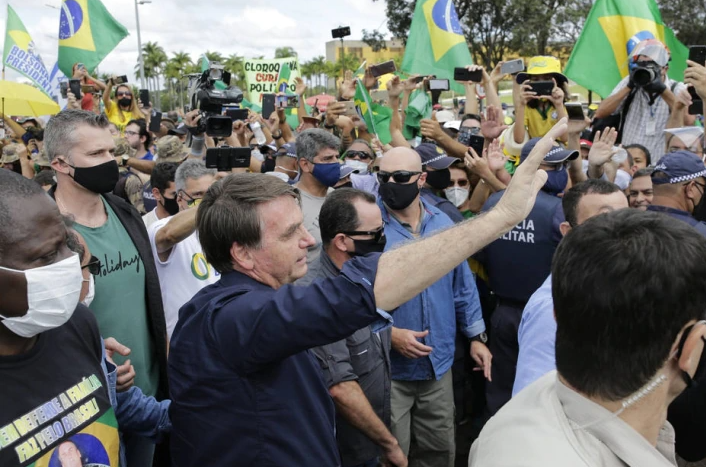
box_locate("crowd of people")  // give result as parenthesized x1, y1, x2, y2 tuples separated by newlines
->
(2, 35, 706, 467)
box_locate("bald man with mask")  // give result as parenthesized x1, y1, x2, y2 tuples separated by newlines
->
(377, 147, 491, 467)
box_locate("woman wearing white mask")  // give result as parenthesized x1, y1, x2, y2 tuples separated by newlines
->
(445, 161, 476, 219)
(341, 139, 379, 195)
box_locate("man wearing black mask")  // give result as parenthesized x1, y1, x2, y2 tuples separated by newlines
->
(377, 147, 490, 466)
(476, 136, 576, 415)
(301, 188, 404, 467)
(647, 150, 706, 236)
(414, 143, 465, 223)
(47, 110, 168, 467)
(143, 162, 179, 229)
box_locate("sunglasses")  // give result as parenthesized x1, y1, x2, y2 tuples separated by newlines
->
(448, 179, 470, 188)
(179, 190, 202, 207)
(345, 150, 373, 161)
(377, 170, 422, 184)
(116, 91, 132, 97)
(340, 227, 385, 242)
(82, 255, 101, 275)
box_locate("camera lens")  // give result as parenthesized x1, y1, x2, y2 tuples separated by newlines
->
(632, 66, 656, 87)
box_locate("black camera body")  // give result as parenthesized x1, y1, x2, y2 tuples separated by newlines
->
(205, 146, 251, 171)
(21, 126, 44, 145)
(630, 61, 662, 88)
(188, 64, 244, 137)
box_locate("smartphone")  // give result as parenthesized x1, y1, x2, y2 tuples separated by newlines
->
(427, 79, 450, 91)
(149, 111, 162, 133)
(341, 100, 358, 117)
(275, 95, 299, 109)
(457, 127, 473, 146)
(60, 81, 69, 99)
(468, 134, 485, 157)
(689, 46, 706, 66)
(454, 67, 482, 83)
(139, 89, 150, 107)
(501, 59, 525, 75)
(81, 84, 95, 94)
(688, 86, 703, 115)
(370, 60, 397, 78)
(205, 147, 252, 171)
(262, 94, 275, 119)
(529, 80, 554, 96)
(565, 103, 585, 120)
(113, 75, 129, 85)
(69, 79, 82, 99)
(410, 75, 426, 84)
(77, 63, 85, 71)
(223, 107, 249, 121)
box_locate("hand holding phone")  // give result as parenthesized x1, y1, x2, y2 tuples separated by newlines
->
(565, 103, 585, 120)
(454, 67, 483, 83)
(427, 79, 450, 91)
(370, 60, 397, 78)
(528, 80, 554, 97)
(501, 59, 525, 76)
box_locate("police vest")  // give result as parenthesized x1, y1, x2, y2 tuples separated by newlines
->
(143, 181, 157, 212)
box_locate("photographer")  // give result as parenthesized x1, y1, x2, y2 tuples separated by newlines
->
(103, 77, 146, 134)
(595, 39, 687, 164)
(71, 62, 107, 112)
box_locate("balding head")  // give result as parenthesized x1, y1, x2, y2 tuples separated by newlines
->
(379, 147, 423, 172)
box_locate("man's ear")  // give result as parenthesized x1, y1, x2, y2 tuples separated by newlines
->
(230, 242, 254, 272)
(152, 187, 162, 203)
(673, 321, 706, 377)
(418, 172, 427, 187)
(298, 158, 311, 174)
(332, 233, 349, 254)
(559, 221, 572, 237)
(51, 157, 71, 175)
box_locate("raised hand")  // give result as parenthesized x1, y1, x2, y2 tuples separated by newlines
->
(481, 105, 508, 140)
(588, 128, 619, 168)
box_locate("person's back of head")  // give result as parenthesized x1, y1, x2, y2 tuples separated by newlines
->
(553, 209, 706, 403)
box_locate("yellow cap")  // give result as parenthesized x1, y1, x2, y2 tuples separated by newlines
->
(516, 56, 567, 85)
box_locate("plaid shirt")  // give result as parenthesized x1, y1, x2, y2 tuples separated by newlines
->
(611, 76, 686, 164)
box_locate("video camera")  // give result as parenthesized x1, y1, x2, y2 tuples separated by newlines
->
(188, 63, 244, 137)
(630, 60, 662, 88)
(21, 126, 44, 145)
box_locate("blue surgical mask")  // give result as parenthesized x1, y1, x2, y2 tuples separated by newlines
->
(312, 162, 341, 187)
(543, 169, 568, 195)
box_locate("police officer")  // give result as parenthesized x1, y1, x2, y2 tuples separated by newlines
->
(476, 137, 577, 414)
(647, 150, 706, 236)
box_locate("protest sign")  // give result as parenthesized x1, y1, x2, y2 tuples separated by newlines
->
(244, 57, 300, 104)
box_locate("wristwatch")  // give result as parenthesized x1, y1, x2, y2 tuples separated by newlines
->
(272, 130, 283, 140)
(121, 155, 130, 167)
(471, 332, 488, 344)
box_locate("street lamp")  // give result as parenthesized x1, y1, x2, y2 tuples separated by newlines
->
(135, 0, 151, 89)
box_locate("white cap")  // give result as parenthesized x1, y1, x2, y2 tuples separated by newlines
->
(435, 110, 455, 123)
(443, 120, 461, 131)
(664, 127, 704, 149)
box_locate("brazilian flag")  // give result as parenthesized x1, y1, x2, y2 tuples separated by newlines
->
(564, 0, 688, 98)
(354, 80, 392, 144)
(57, 0, 128, 76)
(401, 0, 473, 94)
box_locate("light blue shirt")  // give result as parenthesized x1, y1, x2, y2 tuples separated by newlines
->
(512, 274, 556, 397)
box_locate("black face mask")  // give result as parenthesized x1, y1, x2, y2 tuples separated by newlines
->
(425, 168, 450, 191)
(70, 159, 120, 193)
(693, 189, 706, 222)
(335, 181, 353, 189)
(118, 98, 132, 108)
(379, 181, 420, 210)
(350, 235, 387, 256)
(161, 194, 180, 216)
(261, 156, 276, 173)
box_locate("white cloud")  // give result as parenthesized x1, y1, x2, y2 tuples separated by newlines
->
(1, 0, 388, 82)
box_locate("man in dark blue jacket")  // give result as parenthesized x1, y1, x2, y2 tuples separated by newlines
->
(477, 137, 577, 415)
(167, 118, 568, 467)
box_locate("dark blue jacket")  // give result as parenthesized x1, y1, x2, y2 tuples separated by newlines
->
(646, 205, 706, 237)
(168, 255, 390, 467)
(477, 190, 562, 303)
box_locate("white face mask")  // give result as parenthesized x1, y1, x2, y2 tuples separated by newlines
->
(344, 159, 370, 175)
(444, 187, 469, 207)
(0, 254, 82, 337)
(82, 274, 95, 308)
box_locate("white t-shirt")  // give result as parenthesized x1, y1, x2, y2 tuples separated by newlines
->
(297, 188, 331, 267)
(142, 208, 160, 230)
(148, 217, 220, 338)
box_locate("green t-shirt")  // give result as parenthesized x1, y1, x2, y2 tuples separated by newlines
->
(75, 198, 159, 397)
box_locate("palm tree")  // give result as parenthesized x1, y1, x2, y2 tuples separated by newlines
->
(301, 61, 314, 89)
(309, 56, 327, 90)
(274, 47, 297, 59)
(168, 51, 193, 109)
(204, 51, 225, 66)
(224, 54, 246, 91)
(140, 41, 167, 109)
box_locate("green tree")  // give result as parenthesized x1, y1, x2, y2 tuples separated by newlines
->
(658, 0, 706, 46)
(274, 47, 298, 59)
(204, 51, 225, 65)
(166, 51, 193, 110)
(139, 41, 167, 109)
(362, 29, 388, 52)
(224, 54, 247, 91)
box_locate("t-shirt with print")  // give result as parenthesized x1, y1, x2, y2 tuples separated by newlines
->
(74, 197, 159, 398)
(523, 103, 560, 139)
(148, 217, 220, 339)
(0, 305, 120, 467)
(105, 104, 134, 135)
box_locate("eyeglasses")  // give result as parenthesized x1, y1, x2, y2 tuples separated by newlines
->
(541, 162, 569, 172)
(669, 146, 703, 155)
(82, 255, 101, 275)
(124, 130, 139, 136)
(340, 227, 385, 242)
(448, 179, 470, 188)
(345, 150, 373, 161)
(377, 170, 422, 184)
(116, 92, 132, 97)
(179, 190, 202, 207)
(693, 181, 706, 193)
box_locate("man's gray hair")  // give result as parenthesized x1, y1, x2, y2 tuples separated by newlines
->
(44, 109, 111, 161)
(175, 159, 217, 192)
(296, 128, 341, 162)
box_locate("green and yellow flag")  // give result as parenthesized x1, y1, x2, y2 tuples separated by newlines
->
(401, 0, 472, 94)
(3, 5, 53, 96)
(57, 0, 128, 76)
(564, 0, 688, 98)
(277, 63, 291, 94)
(354, 80, 392, 144)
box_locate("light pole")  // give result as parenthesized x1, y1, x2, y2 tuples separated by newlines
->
(135, 0, 151, 89)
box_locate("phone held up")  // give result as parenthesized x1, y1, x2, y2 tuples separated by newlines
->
(687, 46, 706, 115)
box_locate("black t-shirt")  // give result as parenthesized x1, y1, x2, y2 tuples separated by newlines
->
(0, 305, 120, 467)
